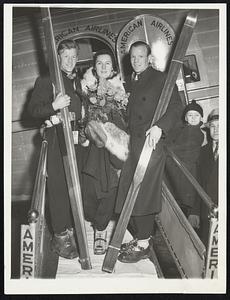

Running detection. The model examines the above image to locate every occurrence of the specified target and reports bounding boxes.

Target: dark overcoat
[28,71,83,160]
[28,71,84,232]
[115,66,183,216]
[197,141,218,247]
[165,123,204,212]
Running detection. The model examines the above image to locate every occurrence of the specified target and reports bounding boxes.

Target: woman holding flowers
[80,50,129,255]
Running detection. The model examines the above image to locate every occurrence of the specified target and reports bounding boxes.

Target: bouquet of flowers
[80,67,130,161]
[81,67,129,123]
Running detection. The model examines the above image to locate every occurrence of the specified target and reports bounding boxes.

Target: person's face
[130,45,150,74]
[95,54,113,79]
[209,120,219,141]
[185,110,202,126]
[59,48,78,74]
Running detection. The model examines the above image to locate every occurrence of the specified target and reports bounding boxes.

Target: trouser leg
[93,188,117,231]
[82,174,99,224]
[118,214,154,263]
[82,174,116,231]
[126,217,138,238]
[130,214,155,240]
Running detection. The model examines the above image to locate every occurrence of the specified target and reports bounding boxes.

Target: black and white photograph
[4,3,226,294]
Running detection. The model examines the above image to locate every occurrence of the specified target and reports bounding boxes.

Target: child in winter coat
[165,100,204,223]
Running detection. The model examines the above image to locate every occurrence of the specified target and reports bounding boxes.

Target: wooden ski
[41,8,91,270]
[102,10,198,273]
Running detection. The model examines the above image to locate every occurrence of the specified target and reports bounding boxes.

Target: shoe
[118,246,150,263]
[120,238,138,252]
[51,228,79,259]
[94,229,107,255]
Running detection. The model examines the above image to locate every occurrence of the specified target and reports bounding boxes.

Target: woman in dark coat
[80,49,129,255]
[28,39,83,259]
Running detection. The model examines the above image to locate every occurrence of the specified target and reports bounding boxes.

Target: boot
[120,238,138,252]
[94,229,107,255]
[51,228,79,259]
[118,245,150,263]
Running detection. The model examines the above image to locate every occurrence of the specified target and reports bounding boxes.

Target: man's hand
[52,92,71,111]
[188,214,200,229]
[146,125,162,149]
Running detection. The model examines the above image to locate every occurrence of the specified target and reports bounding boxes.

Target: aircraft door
[72,37,116,78]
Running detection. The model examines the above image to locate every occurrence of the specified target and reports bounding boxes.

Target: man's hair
[57,39,79,55]
[129,41,151,56]
[93,49,118,73]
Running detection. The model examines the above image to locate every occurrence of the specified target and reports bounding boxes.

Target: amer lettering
[210,270,215,279]
[210,247,218,257]
[151,20,173,45]
[55,26,80,43]
[206,220,218,278]
[24,229,33,240]
[22,265,33,277]
[120,20,143,54]
[21,225,35,278]
[23,240,33,252]
[209,258,218,269]
[55,24,117,45]
[212,235,218,246]
[214,224,218,234]
[23,253,33,264]
[84,25,116,43]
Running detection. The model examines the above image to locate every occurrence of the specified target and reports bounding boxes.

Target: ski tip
[79,258,92,270]
[186,10,198,28]
[102,266,114,273]
[102,247,120,273]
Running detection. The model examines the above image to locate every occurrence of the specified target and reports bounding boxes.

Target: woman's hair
[93,49,118,77]
[57,39,79,55]
[129,41,151,56]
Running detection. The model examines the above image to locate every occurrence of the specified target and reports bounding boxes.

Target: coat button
[142,97,146,101]
[138,115,142,120]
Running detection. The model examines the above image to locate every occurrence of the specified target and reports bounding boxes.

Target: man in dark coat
[115,41,183,263]
[195,108,219,247]
[28,39,83,259]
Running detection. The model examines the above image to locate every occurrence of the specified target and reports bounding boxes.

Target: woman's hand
[52,92,71,111]
[146,125,162,149]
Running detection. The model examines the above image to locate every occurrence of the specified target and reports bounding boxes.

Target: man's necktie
[67,72,77,91]
[67,72,76,80]
[132,72,139,81]
[134,73,139,81]
[213,141,219,161]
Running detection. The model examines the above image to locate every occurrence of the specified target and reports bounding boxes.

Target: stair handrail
[28,132,48,224]
[166,146,218,218]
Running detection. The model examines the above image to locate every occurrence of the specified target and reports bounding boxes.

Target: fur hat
[183,100,203,118]
[205,108,219,126]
